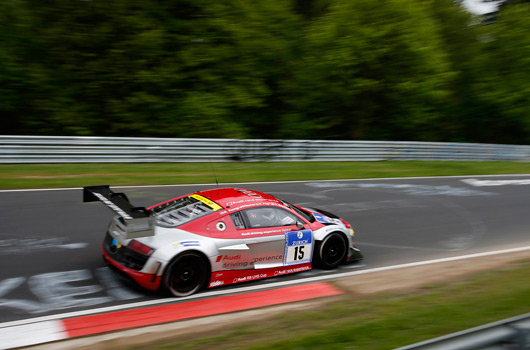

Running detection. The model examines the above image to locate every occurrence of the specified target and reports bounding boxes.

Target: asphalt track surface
[1,175,529,325]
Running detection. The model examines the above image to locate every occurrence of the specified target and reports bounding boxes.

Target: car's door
[234,207,312,269]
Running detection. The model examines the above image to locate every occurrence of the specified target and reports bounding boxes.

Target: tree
[471,2,530,144]
[0,1,47,135]
[430,0,489,142]
[281,0,455,141]
[1,0,303,138]
[2,0,529,144]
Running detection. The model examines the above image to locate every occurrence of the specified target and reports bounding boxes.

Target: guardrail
[394,312,530,350]
[1,135,529,163]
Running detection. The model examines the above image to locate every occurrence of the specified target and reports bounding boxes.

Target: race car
[83,185,362,297]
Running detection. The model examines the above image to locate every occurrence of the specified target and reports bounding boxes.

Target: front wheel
[314,233,347,270]
[164,252,209,297]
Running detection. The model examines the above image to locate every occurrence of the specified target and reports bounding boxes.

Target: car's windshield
[150,196,216,227]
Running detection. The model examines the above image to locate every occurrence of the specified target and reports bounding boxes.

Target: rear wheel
[164,253,208,297]
[314,233,347,269]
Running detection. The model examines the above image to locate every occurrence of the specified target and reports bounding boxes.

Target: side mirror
[296,221,304,230]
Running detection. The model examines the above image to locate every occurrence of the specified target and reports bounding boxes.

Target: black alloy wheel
[164,253,208,297]
[316,232,347,269]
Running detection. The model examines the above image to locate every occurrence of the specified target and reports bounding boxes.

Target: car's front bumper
[347,245,363,262]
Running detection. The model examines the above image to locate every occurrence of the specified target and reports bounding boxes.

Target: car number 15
[283,229,312,266]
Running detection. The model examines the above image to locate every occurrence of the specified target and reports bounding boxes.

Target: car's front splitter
[347,246,363,262]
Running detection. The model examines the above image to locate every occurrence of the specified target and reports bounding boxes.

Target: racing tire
[164,252,209,297]
[314,232,347,270]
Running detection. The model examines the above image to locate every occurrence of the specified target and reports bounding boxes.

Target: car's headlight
[339,218,355,236]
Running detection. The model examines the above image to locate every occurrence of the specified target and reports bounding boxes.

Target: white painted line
[0,320,67,350]
[358,242,450,252]
[2,174,530,193]
[56,243,89,250]
[2,245,529,330]
[461,178,530,187]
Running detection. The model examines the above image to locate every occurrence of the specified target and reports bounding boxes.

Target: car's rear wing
[83,185,155,238]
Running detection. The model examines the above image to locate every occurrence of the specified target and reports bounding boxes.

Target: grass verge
[136,259,530,350]
[1,161,529,189]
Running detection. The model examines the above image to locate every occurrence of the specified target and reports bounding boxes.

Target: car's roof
[195,188,284,211]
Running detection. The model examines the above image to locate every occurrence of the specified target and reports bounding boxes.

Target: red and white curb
[0,283,343,349]
[1,321,67,349]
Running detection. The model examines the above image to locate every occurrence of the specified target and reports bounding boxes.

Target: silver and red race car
[83,185,362,297]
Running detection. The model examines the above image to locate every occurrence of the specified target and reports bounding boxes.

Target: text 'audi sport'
[83,185,363,297]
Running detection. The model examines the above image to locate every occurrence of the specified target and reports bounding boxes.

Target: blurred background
[1,0,529,144]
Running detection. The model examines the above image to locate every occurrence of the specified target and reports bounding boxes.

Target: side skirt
[208,263,312,288]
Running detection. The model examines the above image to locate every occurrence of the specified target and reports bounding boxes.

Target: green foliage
[282,0,454,140]
[473,3,530,143]
[1,0,529,144]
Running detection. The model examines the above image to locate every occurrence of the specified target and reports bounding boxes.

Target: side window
[244,207,299,228]
[230,212,246,229]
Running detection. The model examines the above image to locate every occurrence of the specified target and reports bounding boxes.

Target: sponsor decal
[313,213,345,228]
[324,217,344,228]
[233,273,268,284]
[92,192,133,219]
[236,189,262,198]
[216,254,241,262]
[313,213,330,224]
[216,254,285,269]
[209,280,224,287]
[180,240,200,247]
[189,194,222,211]
[253,255,282,263]
[226,202,285,212]
[206,263,312,289]
[216,254,251,268]
[231,203,260,210]
[241,229,283,236]
[274,265,311,276]
[223,254,241,260]
[330,218,343,226]
[226,198,277,207]
[226,199,260,207]
[224,262,249,268]
[111,239,122,249]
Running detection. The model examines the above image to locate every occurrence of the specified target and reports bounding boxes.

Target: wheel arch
[312,230,349,269]
[313,226,349,243]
